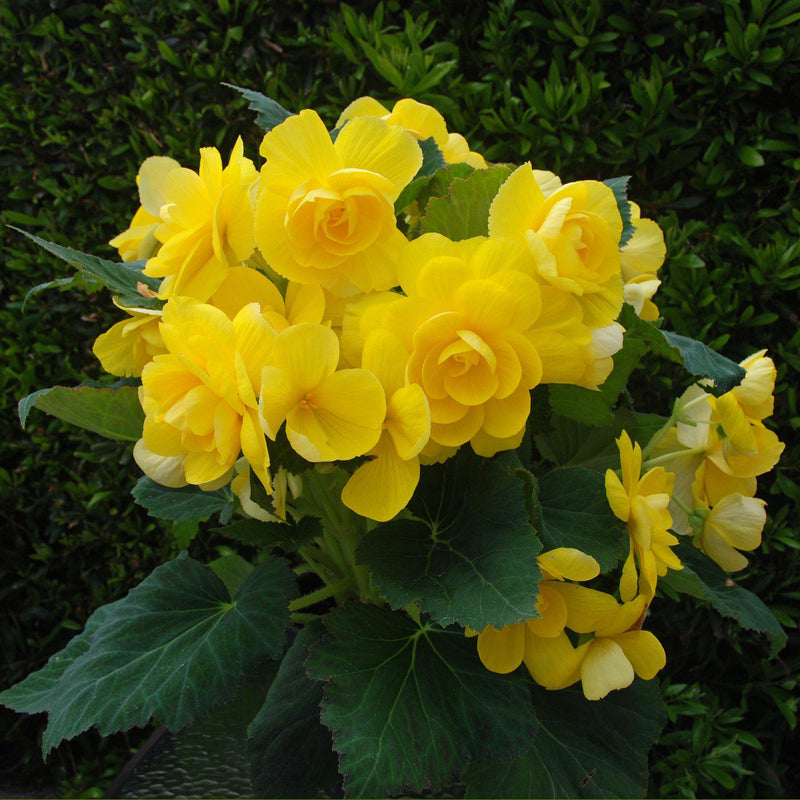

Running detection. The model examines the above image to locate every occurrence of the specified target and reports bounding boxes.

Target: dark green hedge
[1,0,797,796]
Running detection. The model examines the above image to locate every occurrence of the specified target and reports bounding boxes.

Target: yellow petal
[133,438,187,488]
[579,638,635,700]
[341,437,420,522]
[336,96,390,127]
[232,303,278,395]
[211,265,285,321]
[469,425,525,458]
[361,329,409,397]
[240,407,271,492]
[706,494,765,551]
[523,630,582,689]
[138,156,182,217]
[272,323,340,393]
[700,527,750,572]
[538,548,600,582]
[259,365,301,438]
[477,623,526,674]
[480,384,530,439]
[613,630,666,680]
[526,583,567,638]
[386,384,431,461]
[604,470,630,522]
[713,392,757,454]
[334,115,422,200]
[488,163,546,240]
[557,584,620,634]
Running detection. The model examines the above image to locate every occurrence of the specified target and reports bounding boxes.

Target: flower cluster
[89,94,783,704]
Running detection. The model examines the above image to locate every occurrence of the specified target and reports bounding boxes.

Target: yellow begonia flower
[144,138,258,301]
[375,234,545,453]
[110,156,181,262]
[93,303,166,377]
[605,431,680,601]
[472,548,606,678]
[690,464,766,572]
[337,96,487,169]
[571,596,666,701]
[488,163,624,329]
[341,330,430,522]
[259,323,386,463]
[620,202,666,321]
[140,298,274,490]
[255,109,422,296]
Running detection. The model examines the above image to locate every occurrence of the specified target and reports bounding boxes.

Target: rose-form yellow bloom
[337,96,487,169]
[605,431,681,601]
[139,298,274,490]
[341,330,430,521]
[254,110,422,295]
[93,303,166,377]
[489,163,624,328]
[110,156,181,262]
[144,138,258,301]
[259,323,386,462]
[375,234,545,453]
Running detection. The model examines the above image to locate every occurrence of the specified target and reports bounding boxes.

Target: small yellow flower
[258,323,386,463]
[337,96,487,168]
[93,303,166,377]
[254,109,422,295]
[144,139,258,301]
[341,330,430,522]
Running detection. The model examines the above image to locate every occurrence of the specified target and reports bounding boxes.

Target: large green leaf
[662,543,786,655]
[421,165,512,240]
[132,476,233,523]
[1,553,297,754]
[464,679,666,798]
[307,605,537,798]
[12,226,162,308]
[19,383,144,441]
[223,83,293,132]
[248,622,339,799]
[215,515,321,550]
[357,451,542,630]
[537,468,624,573]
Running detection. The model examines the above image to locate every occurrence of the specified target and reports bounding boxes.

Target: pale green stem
[643,446,705,470]
[290,611,321,625]
[288,577,353,612]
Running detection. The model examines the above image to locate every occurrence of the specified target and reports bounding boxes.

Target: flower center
[299,391,319,410]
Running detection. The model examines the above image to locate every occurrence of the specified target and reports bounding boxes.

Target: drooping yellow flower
[110,156,181,262]
[373,234,545,453]
[621,202,665,321]
[605,431,681,601]
[337,96,487,168]
[690,464,767,572]
[258,323,386,462]
[341,330,430,521]
[254,109,422,295]
[488,163,624,328]
[144,139,258,301]
[93,303,166,377]
[139,298,274,490]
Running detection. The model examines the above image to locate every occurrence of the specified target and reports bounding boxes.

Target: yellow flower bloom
[110,156,181,262]
[93,303,166,377]
[337,96,487,168]
[375,234,545,452]
[259,323,386,462]
[144,138,258,301]
[341,330,430,522]
[254,109,422,295]
[605,431,680,601]
[489,163,624,328]
[620,202,665,321]
[139,298,274,490]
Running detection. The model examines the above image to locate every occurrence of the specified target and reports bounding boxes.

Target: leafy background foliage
[0,0,797,796]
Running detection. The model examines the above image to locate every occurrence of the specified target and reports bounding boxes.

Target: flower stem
[288,577,353,612]
[643,446,705,470]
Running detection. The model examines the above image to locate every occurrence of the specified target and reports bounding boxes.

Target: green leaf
[465,679,666,799]
[548,331,648,426]
[603,176,635,247]
[248,622,339,798]
[23,273,104,308]
[393,137,447,211]
[11,227,162,308]
[357,451,542,630]
[736,144,765,167]
[1,553,297,755]
[215,515,321,549]
[537,468,623,573]
[306,605,537,798]
[661,543,786,655]
[209,554,254,596]
[421,165,512,240]
[623,308,745,394]
[19,384,144,440]
[132,477,233,523]
[223,83,293,132]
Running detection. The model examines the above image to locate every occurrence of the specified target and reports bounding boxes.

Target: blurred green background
[1,0,797,796]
